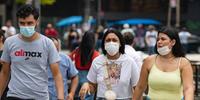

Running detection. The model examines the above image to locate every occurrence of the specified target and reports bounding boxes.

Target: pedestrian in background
[0,29,5,63]
[178,27,191,53]
[133,26,194,100]
[45,23,58,38]
[95,25,104,51]
[70,31,100,100]
[79,28,139,100]
[121,23,135,36]
[145,25,157,55]
[0,4,64,100]
[0,29,7,100]
[135,24,146,50]
[1,20,16,38]
[123,31,142,72]
[48,37,78,100]
[67,30,80,52]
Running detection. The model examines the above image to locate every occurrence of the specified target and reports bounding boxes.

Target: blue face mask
[20,26,35,37]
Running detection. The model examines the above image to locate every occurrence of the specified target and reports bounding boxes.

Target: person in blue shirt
[48,37,79,100]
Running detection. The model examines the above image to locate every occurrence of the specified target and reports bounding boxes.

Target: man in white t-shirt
[123,31,143,72]
[145,25,157,55]
[178,27,191,53]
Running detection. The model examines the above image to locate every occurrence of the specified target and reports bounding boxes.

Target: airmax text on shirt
[14,49,42,58]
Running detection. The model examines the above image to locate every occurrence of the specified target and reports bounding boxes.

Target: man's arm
[68,75,78,100]
[0,62,10,97]
[50,62,64,100]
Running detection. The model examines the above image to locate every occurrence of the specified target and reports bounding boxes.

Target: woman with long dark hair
[79,28,139,100]
[70,31,100,100]
[133,26,194,100]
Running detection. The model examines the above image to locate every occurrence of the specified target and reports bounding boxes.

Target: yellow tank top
[148,57,183,100]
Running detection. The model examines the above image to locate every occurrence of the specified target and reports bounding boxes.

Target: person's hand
[79,83,91,100]
[67,92,74,100]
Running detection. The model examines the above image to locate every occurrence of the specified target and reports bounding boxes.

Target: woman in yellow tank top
[133,26,194,100]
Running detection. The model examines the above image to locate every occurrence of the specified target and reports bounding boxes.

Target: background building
[0,0,200,34]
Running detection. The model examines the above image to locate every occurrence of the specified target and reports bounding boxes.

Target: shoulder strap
[178,57,182,68]
[154,55,158,64]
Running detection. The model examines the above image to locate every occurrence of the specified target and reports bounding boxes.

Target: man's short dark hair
[16,4,39,20]
[123,32,134,45]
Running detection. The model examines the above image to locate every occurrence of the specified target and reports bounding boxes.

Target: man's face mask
[20,26,35,37]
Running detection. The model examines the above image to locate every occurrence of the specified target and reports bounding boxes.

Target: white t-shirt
[125,45,142,72]
[179,31,191,44]
[87,54,139,99]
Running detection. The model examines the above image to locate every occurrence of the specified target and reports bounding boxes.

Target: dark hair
[48,36,59,42]
[16,4,39,20]
[154,26,185,57]
[123,32,134,45]
[67,30,80,51]
[101,28,125,55]
[80,31,96,66]
[0,29,6,43]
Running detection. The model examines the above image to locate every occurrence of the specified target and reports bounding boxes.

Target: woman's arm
[181,58,194,100]
[133,56,153,100]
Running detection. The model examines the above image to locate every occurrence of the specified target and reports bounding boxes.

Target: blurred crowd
[0,4,195,100]
[0,18,193,55]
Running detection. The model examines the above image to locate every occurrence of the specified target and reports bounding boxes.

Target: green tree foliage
[41,0,56,5]
[186,20,200,31]
[16,0,26,4]
[16,0,56,5]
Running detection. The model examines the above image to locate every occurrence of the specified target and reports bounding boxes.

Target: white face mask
[157,46,171,56]
[105,42,120,56]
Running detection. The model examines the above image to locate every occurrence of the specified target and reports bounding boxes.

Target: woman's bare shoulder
[143,54,157,69]
[144,54,157,62]
[179,57,192,69]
